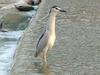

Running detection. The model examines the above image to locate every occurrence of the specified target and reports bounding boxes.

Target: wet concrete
[11,0,100,75]
[0,0,16,4]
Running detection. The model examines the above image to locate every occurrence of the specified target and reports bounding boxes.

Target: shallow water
[0,31,23,75]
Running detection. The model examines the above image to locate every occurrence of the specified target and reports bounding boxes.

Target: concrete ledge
[11,0,100,75]
[0,0,16,4]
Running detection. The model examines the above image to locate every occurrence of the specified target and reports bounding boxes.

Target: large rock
[11,0,100,75]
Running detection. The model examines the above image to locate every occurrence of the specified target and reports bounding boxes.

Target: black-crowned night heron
[15,0,42,11]
[34,5,66,63]
[1,0,41,11]
[26,0,41,5]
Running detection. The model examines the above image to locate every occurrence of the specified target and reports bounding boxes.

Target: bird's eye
[55,8,58,9]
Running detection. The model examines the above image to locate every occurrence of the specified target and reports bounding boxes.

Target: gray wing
[34,30,49,57]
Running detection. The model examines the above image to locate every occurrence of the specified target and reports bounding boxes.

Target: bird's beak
[59,9,66,12]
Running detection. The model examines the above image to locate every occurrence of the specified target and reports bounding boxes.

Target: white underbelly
[49,35,56,49]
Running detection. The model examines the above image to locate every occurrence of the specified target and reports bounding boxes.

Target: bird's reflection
[34,62,55,75]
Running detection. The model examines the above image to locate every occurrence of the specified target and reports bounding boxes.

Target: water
[0,31,23,75]
[0,4,37,75]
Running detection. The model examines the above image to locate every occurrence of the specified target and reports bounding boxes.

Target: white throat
[47,11,57,34]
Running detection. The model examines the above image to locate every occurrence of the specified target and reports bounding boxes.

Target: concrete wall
[0,0,17,4]
[11,0,100,75]
[0,0,17,8]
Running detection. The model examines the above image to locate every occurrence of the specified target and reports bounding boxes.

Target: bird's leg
[43,51,47,63]
[42,50,50,72]
[43,49,48,65]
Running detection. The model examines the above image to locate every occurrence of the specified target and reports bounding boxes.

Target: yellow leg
[43,51,47,63]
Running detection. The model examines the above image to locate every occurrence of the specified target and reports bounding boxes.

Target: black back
[15,5,34,11]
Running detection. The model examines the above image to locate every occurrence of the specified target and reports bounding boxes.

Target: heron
[15,0,42,11]
[34,5,66,63]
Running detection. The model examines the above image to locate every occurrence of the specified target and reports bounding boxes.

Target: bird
[15,0,42,11]
[15,5,34,11]
[34,5,66,63]
[25,0,42,6]
[1,0,42,11]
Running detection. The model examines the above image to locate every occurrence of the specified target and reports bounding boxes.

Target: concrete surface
[0,0,17,4]
[11,0,100,75]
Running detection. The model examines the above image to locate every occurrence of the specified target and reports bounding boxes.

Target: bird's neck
[47,12,57,34]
